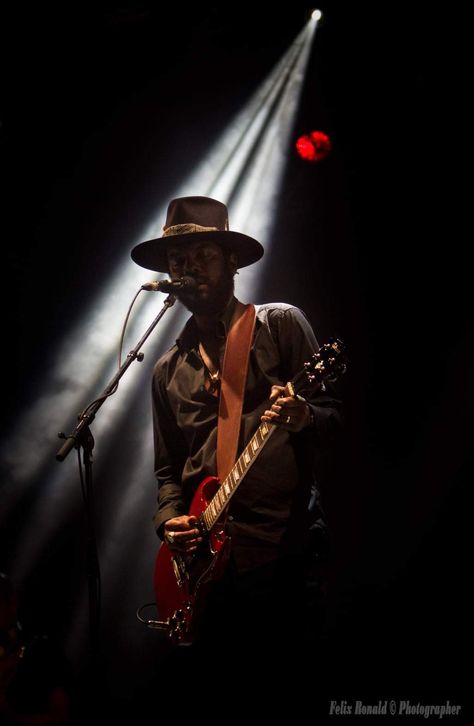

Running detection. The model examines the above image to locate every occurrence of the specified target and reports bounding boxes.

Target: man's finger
[269,385,285,401]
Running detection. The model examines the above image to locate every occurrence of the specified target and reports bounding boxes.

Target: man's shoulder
[255,302,317,347]
[256,301,299,317]
[255,302,308,324]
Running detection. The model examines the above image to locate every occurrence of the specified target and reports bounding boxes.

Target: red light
[296,130,332,162]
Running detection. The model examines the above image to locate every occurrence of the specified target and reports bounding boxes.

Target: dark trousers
[197,556,307,651]
[124,556,327,716]
[164,555,325,687]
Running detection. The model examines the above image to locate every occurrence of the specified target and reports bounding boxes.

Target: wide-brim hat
[131,196,264,272]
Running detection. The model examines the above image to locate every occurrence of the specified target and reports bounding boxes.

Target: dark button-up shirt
[152,297,341,571]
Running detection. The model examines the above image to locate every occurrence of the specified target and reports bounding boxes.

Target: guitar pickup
[172,555,189,585]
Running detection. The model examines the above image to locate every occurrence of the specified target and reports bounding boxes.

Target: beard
[178,270,235,316]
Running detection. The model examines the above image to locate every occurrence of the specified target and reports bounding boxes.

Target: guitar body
[154,475,231,644]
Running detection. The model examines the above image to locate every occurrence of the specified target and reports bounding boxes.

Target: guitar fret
[248,447,253,465]
[243,448,251,466]
[251,437,258,454]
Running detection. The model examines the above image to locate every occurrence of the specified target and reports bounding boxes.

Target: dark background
[0,2,470,716]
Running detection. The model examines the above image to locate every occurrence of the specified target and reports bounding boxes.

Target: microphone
[141,276,196,293]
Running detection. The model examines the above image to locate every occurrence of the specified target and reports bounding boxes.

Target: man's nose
[183,253,201,276]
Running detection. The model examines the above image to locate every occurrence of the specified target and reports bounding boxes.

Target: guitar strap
[216,301,256,482]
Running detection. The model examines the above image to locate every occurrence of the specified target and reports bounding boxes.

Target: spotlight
[311,9,322,22]
[296,130,332,162]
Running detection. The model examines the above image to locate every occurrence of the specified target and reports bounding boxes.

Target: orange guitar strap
[216,302,256,482]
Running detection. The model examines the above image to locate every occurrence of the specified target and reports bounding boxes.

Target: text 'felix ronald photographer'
[329,700,462,718]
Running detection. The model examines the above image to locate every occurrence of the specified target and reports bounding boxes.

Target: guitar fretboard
[202,419,276,531]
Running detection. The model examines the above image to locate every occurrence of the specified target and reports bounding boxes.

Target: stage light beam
[0,15,323,669]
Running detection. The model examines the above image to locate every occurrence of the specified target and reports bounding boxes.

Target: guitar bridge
[168,602,193,641]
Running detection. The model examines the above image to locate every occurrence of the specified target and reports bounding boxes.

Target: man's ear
[229,252,238,275]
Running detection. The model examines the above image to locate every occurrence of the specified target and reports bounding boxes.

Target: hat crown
[131,195,263,272]
[164,197,229,234]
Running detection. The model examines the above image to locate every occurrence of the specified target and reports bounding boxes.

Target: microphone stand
[56,292,177,661]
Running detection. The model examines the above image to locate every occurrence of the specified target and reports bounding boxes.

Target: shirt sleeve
[272,306,343,443]
[151,363,187,538]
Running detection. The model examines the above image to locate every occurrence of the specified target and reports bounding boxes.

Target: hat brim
[131,231,264,273]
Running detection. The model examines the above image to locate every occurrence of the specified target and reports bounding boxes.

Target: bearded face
[167,240,236,316]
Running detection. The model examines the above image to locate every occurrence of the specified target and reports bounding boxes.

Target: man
[131,196,342,660]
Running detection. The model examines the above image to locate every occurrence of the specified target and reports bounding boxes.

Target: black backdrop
[1,3,470,715]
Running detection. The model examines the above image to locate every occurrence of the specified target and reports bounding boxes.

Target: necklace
[198,342,220,393]
[207,369,220,390]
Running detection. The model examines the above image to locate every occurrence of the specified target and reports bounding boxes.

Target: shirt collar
[176,296,239,353]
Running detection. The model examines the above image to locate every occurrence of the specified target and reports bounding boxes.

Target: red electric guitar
[153,338,346,644]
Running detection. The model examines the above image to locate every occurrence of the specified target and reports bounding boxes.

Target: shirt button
[227,515,234,522]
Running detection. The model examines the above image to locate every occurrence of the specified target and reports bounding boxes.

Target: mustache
[183,276,208,286]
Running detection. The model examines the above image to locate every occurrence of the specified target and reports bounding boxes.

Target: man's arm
[152,367,207,553]
[151,367,187,537]
[263,306,342,440]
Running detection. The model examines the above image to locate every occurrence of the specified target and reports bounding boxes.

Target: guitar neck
[200,337,346,534]
[202,419,276,532]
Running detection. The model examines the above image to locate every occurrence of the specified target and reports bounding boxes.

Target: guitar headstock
[304,337,347,385]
